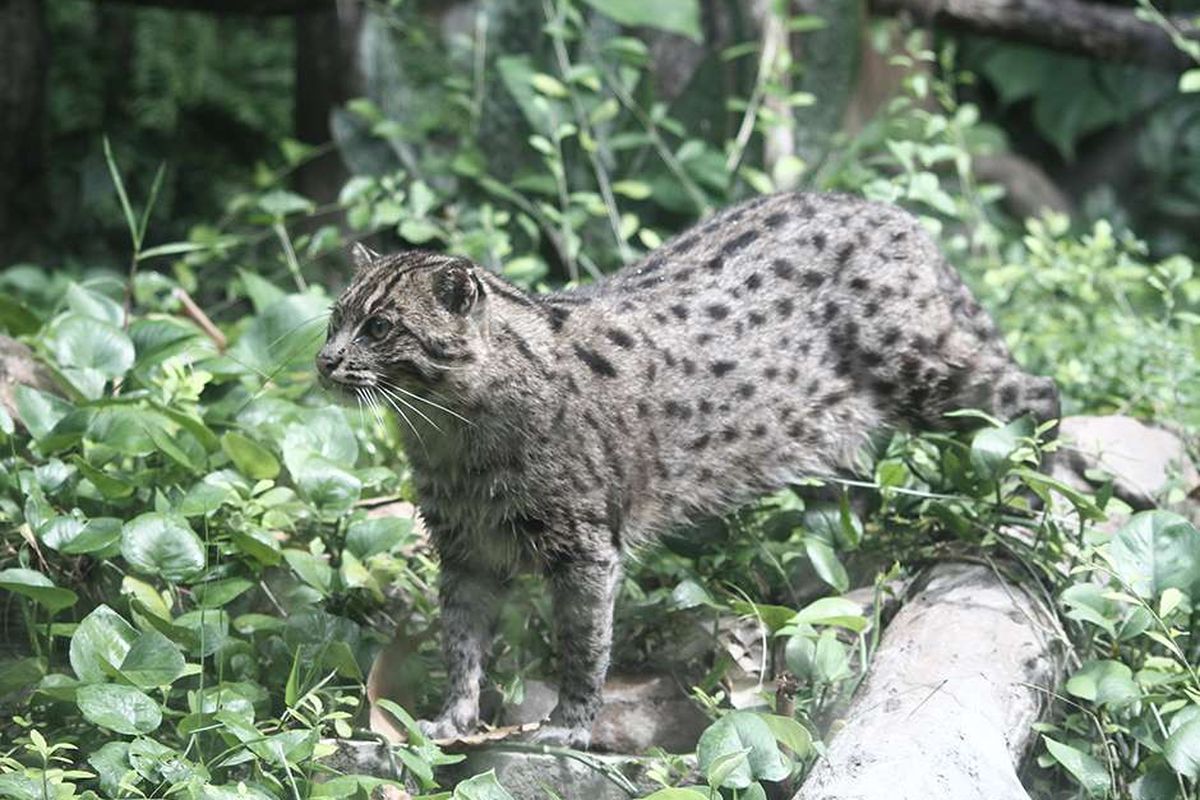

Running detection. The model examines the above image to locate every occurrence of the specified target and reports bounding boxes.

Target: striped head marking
[316,247,488,394]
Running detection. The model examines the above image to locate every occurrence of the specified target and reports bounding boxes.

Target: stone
[0,335,59,427]
[501,674,711,754]
[1053,415,1199,511]
[437,747,688,800]
[794,562,1063,800]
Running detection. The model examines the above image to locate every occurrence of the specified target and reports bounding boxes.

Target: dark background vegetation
[1,1,1199,799]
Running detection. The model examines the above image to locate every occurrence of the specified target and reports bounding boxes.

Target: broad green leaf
[1165,716,1200,779]
[120,630,187,688]
[670,578,718,610]
[284,549,333,596]
[0,569,78,613]
[59,517,122,555]
[121,513,207,583]
[757,713,813,757]
[45,314,135,389]
[637,791,708,800]
[345,516,412,559]
[1180,68,1200,93]
[1066,660,1139,707]
[731,600,797,633]
[193,577,254,608]
[65,282,123,326]
[813,629,851,684]
[791,596,867,631]
[804,538,848,593]
[1109,511,1200,599]
[222,431,280,480]
[580,0,701,41]
[696,711,790,789]
[452,770,516,800]
[70,604,139,682]
[970,422,1021,482]
[1044,737,1110,797]
[13,385,72,441]
[0,656,46,700]
[87,741,133,797]
[784,633,816,679]
[258,189,315,217]
[77,683,162,734]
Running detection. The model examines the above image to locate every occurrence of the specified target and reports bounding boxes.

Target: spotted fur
[317,192,1060,748]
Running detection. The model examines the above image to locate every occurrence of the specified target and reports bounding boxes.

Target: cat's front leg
[530,554,622,749]
[418,559,508,740]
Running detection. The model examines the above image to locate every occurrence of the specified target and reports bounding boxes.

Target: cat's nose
[316,350,342,377]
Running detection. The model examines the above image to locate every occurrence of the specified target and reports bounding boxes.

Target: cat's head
[316,245,489,398]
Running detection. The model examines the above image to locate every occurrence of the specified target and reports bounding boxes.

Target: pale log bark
[795,562,1064,800]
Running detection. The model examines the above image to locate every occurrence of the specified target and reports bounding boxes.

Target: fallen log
[869,0,1199,72]
[795,561,1064,800]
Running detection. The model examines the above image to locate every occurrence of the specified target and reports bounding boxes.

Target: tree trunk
[0,0,49,262]
[294,2,363,207]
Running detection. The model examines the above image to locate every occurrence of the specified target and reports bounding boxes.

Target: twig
[173,288,228,351]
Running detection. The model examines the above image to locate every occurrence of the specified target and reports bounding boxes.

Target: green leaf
[756,713,812,757]
[791,596,867,631]
[970,422,1021,482]
[452,770,516,800]
[70,605,139,682]
[0,656,46,700]
[637,790,708,800]
[1043,737,1110,797]
[258,189,315,218]
[579,0,702,41]
[804,538,848,593]
[121,513,207,583]
[65,282,123,326]
[345,516,413,559]
[1180,69,1200,93]
[784,633,816,679]
[222,432,280,480]
[77,683,162,735]
[813,629,851,684]
[13,385,72,441]
[696,711,790,789]
[1165,716,1200,780]
[283,549,332,596]
[1065,660,1139,707]
[193,577,254,608]
[119,630,187,688]
[45,314,136,394]
[87,741,132,797]
[0,569,78,614]
[1109,511,1200,599]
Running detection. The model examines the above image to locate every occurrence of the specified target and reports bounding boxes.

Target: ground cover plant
[1,1,1199,798]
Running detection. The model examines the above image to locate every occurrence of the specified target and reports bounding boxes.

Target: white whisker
[371,386,423,446]
[378,378,473,426]
[376,384,443,433]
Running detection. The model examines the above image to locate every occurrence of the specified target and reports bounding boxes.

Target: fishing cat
[316,192,1059,748]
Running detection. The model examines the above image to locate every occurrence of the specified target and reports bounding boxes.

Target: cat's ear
[350,242,381,270]
[433,260,485,315]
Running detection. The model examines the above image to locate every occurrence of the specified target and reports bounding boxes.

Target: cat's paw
[417,715,471,741]
[527,723,591,750]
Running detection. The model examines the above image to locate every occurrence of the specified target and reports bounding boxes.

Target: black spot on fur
[653,312,668,325]
[835,242,855,270]
[722,230,759,256]
[706,304,731,320]
[674,234,699,253]
[704,256,724,272]
[636,400,649,418]
[663,400,692,420]
[699,399,714,414]
[823,300,839,323]
[748,311,766,327]
[812,232,827,252]
[737,383,755,399]
[764,366,779,379]
[642,256,665,273]
[606,328,635,349]
[673,268,694,283]
[682,358,697,376]
[670,304,689,321]
[721,427,740,442]
[776,297,795,318]
[752,423,768,438]
[711,361,737,377]
[763,211,788,229]
[691,434,711,450]
[999,383,1019,406]
[573,343,617,377]
[864,301,879,317]
[548,306,570,331]
[787,367,799,383]
[849,276,870,292]
[772,259,796,280]
[801,270,825,289]
[745,273,763,291]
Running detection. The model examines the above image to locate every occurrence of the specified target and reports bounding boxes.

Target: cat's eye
[362,316,391,340]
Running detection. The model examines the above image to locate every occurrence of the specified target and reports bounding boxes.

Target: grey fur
[316,192,1059,749]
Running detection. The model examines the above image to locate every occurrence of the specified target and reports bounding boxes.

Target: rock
[1053,415,1199,511]
[501,674,711,754]
[0,336,59,427]
[438,747,687,800]
[795,562,1063,800]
